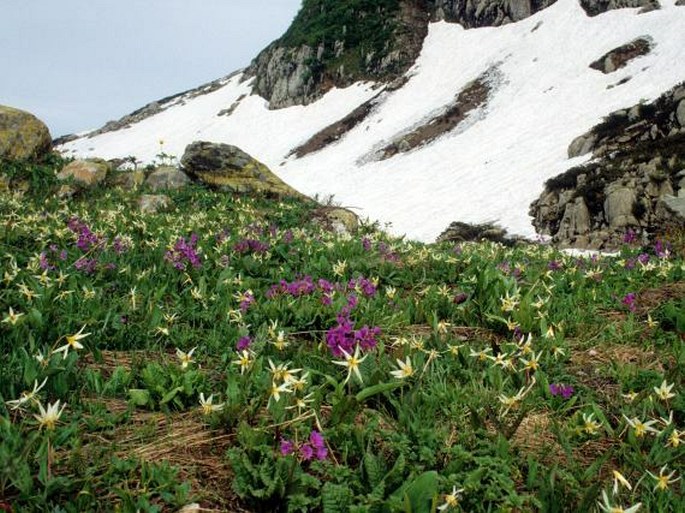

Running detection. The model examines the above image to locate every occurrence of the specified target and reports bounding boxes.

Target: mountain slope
[59,0,685,242]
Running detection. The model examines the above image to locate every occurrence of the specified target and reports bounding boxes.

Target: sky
[0,0,302,137]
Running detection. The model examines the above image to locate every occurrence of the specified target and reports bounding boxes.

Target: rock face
[530,82,685,249]
[589,37,653,74]
[180,141,305,198]
[248,0,556,109]
[0,105,52,161]
[248,0,429,109]
[579,0,653,17]
[57,159,110,187]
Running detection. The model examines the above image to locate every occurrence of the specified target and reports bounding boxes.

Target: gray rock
[109,170,145,190]
[677,0,685,6]
[57,159,110,187]
[0,105,52,161]
[557,197,591,240]
[311,207,359,236]
[580,0,652,17]
[660,195,685,219]
[144,166,191,191]
[604,182,638,228]
[676,100,685,127]
[568,133,597,158]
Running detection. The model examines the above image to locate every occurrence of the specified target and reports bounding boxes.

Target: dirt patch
[634,281,685,315]
[377,70,495,160]
[290,94,381,158]
[590,37,653,74]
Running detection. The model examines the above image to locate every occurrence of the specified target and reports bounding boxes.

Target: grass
[0,157,683,512]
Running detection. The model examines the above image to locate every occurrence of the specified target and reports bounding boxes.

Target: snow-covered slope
[59,0,685,242]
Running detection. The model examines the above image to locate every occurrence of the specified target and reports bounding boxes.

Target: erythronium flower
[582,413,602,435]
[6,378,48,410]
[612,470,632,495]
[52,325,90,359]
[232,350,254,375]
[666,428,682,448]
[390,356,414,379]
[437,486,464,511]
[623,415,660,438]
[34,400,66,431]
[176,346,197,369]
[647,466,680,492]
[1,306,24,325]
[597,490,641,513]
[332,345,368,385]
[653,380,675,401]
[269,382,292,404]
[198,393,225,416]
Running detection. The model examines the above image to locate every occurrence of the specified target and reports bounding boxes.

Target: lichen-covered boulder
[109,170,145,190]
[57,159,110,187]
[180,141,306,198]
[311,207,359,236]
[0,105,52,161]
[144,166,191,191]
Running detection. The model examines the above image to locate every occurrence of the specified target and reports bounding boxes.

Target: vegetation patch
[0,157,683,511]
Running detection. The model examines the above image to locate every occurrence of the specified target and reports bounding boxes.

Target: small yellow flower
[332,345,368,384]
[612,470,632,495]
[653,380,675,401]
[647,465,680,492]
[437,485,464,511]
[232,349,254,375]
[198,393,224,416]
[53,325,90,359]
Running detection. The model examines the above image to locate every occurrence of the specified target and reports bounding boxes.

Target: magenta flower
[280,439,295,456]
[236,336,252,351]
[621,293,637,312]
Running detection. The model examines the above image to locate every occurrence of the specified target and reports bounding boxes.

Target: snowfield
[59,0,685,242]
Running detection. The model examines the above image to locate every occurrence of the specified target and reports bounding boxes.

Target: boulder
[144,166,191,191]
[568,133,597,158]
[57,159,110,187]
[311,207,359,236]
[138,194,172,214]
[676,100,685,127]
[436,221,519,246]
[180,141,305,198]
[109,170,145,190]
[0,105,52,161]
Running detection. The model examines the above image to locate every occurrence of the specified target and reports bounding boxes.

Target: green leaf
[160,386,184,405]
[128,389,150,406]
[355,381,404,402]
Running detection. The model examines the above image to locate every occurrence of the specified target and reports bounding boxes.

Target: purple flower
[621,293,637,312]
[623,229,637,244]
[549,383,574,400]
[236,336,252,351]
[299,443,314,461]
[280,439,295,456]
[362,237,372,251]
[547,260,562,271]
[165,233,202,271]
[453,292,468,305]
[309,430,325,449]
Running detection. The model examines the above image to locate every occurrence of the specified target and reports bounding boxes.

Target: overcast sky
[0,0,301,137]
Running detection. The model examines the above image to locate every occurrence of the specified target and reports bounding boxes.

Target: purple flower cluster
[325,294,381,356]
[68,217,102,253]
[266,276,336,305]
[549,383,574,399]
[40,245,68,271]
[74,257,98,274]
[280,430,327,461]
[347,277,377,297]
[164,234,202,271]
[233,238,270,255]
[112,237,130,255]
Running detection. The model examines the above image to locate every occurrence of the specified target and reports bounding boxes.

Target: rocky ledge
[530,83,685,250]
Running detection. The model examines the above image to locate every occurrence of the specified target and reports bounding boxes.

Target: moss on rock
[0,105,52,161]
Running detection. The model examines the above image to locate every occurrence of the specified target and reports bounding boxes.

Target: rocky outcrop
[144,166,191,191]
[57,159,110,187]
[589,37,653,74]
[432,0,557,26]
[247,0,429,109]
[138,194,172,214]
[0,105,52,161]
[247,0,557,109]
[579,0,653,17]
[530,83,685,249]
[436,221,522,246]
[180,141,306,198]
